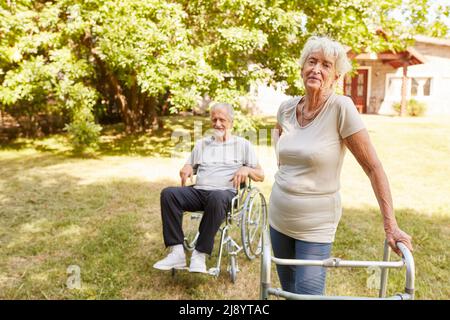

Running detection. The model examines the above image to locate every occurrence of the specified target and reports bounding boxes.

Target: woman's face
[301,50,338,92]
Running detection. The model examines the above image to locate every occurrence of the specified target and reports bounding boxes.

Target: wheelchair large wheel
[241,190,266,260]
[183,211,202,251]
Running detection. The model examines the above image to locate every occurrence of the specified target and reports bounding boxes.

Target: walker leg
[379,239,391,298]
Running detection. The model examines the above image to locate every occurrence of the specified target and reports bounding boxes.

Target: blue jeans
[270,226,332,295]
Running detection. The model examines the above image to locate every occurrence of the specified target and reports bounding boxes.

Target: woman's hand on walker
[385,226,413,256]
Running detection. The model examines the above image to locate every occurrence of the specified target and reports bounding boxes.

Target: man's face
[210,107,232,137]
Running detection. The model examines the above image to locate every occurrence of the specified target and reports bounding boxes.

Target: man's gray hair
[299,36,352,77]
[210,102,234,122]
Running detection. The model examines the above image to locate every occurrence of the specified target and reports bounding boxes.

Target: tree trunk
[400,63,408,117]
[160,90,171,116]
[88,44,132,132]
[141,93,150,130]
[129,73,139,132]
[148,96,158,130]
[85,34,157,133]
[83,31,157,133]
[109,72,132,132]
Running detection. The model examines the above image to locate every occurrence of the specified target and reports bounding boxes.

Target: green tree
[0,0,98,140]
[0,0,435,140]
[421,3,450,38]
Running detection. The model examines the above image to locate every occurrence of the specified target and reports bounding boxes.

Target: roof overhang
[414,35,450,47]
[347,47,426,68]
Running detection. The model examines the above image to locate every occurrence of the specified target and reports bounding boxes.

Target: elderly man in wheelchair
[154,102,265,275]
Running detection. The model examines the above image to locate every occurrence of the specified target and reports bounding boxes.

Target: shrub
[392,99,427,116]
[64,107,102,153]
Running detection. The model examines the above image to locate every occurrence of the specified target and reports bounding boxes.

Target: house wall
[379,42,450,115]
[354,60,397,114]
[250,40,450,116]
[252,82,290,116]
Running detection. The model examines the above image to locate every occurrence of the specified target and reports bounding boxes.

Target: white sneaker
[153,245,186,270]
[189,250,207,273]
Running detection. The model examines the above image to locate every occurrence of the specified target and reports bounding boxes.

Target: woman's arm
[274,123,283,167]
[344,129,413,256]
[274,122,282,145]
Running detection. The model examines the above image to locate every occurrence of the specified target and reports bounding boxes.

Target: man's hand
[231,167,250,190]
[180,164,193,186]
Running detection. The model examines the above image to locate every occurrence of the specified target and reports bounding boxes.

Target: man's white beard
[213,129,226,138]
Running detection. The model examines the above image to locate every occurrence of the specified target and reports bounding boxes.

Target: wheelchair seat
[181,178,267,283]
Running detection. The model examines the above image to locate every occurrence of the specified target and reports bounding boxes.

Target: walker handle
[396,241,415,298]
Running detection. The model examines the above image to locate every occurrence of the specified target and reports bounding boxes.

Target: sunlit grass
[0,114,449,299]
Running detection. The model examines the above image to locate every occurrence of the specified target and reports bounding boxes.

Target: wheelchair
[181,178,267,283]
[260,225,415,300]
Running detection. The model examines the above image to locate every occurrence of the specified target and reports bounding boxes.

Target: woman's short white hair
[210,102,234,122]
[299,36,352,77]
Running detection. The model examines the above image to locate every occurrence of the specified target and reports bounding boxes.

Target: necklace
[299,93,331,126]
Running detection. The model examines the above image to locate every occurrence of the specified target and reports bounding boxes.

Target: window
[387,76,432,97]
[357,73,365,96]
[344,75,351,96]
[411,78,431,96]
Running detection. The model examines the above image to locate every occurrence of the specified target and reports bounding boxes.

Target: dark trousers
[160,186,235,255]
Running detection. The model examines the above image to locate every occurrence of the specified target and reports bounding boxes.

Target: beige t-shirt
[269,93,365,242]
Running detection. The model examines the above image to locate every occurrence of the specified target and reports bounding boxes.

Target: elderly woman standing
[269,36,413,295]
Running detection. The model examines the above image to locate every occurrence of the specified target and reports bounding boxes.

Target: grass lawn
[0,115,449,299]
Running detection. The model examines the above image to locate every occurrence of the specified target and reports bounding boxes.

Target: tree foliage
[0,0,438,143]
